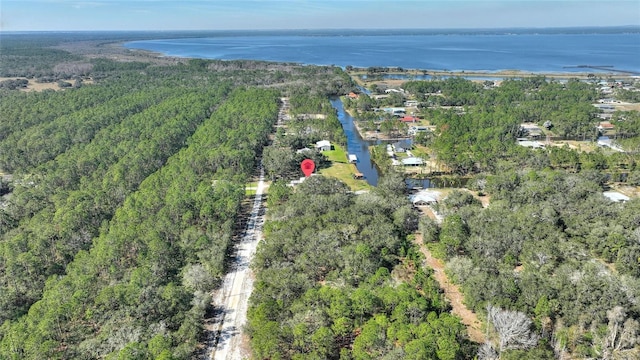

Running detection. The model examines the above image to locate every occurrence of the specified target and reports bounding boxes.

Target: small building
[385,88,404,94]
[372,94,390,100]
[408,126,429,136]
[594,104,615,112]
[353,172,364,180]
[597,121,615,131]
[520,123,543,139]
[400,115,419,123]
[348,154,358,163]
[392,140,413,153]
[315,140,332,151]
[348,92,359,99]
[603,191,630,203]
[382,107,406,114]
[516,139,545,149]
[404,100,419,107]
[296,147,313,154]
[402,157,424,166]
[597,137,625,152]
[409,190,440,206]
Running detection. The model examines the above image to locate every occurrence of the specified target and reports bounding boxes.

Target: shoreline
[113,42,639,81]
[349,68,639,80]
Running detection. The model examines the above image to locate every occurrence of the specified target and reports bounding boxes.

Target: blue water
[330,98,380,186]
[125,28,640,73]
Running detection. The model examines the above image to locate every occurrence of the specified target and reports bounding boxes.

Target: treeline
[248,175,475,359]
[0,88,176,172]
[0,88,281,359]
[0,84,131,142]
[420,170,640,358]
[0,89,225,323]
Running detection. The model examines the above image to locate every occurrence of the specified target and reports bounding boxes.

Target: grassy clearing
[409,145,430,159]
[323,144,348,163]
[320,163,372,192]
[320,143,373,191]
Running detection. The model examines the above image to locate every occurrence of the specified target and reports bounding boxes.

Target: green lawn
[323,144,348,163]
[410,146,430,159]
[319,163,372,192]
[320,144,372,191]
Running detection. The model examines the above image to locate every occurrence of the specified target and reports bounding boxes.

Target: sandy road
[208,167,266,360]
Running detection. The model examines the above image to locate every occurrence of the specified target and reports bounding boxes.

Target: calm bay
[124,27,640,73]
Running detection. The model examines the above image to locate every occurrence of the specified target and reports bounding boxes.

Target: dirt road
[207,167,266,360]
[413,233,485,343]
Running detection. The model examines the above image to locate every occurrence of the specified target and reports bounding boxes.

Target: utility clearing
[414,233,485,343]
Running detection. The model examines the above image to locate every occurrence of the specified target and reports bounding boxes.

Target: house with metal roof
[401,157,424,166]
[315,140,332,151]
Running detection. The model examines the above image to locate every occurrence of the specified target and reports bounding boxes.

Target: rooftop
[603,191,630,203]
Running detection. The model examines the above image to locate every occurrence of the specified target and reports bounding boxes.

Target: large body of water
[125,28,639,187]
[125,27,640,73]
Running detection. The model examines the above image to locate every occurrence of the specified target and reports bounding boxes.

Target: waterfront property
[315,140,332,151]
[401,157,424,166]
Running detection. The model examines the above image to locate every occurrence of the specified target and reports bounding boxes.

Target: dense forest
[248,175,473,359]
[0,34,354,358]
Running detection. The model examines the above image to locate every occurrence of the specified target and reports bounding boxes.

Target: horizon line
[2,25,640,33]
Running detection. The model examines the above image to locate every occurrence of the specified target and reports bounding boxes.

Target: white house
[409,194,438,206]
[402,157,424,166]
[315,140,332,151]
[409,190,440,206]
[296,147,313,154]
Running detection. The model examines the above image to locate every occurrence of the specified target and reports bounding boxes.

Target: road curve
[208,167,266,360]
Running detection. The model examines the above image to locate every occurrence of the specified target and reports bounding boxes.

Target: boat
[348,154,358,163]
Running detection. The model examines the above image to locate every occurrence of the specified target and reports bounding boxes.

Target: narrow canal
[329,97,380,186]
[330,97,446,189]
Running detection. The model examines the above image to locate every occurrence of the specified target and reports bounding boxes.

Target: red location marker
[300,159,315,177]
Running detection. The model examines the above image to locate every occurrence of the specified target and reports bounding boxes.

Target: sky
[1,0,639,32]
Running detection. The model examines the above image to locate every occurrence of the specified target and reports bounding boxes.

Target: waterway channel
[330,97,449,189]
[330,97,380,186]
